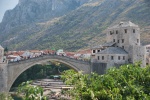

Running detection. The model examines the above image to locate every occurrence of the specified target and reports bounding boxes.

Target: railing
[8,54,91,65]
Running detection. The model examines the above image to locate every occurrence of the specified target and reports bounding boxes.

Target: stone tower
[0,45,4,62]
[106,21,146,66]
[107,21,140,50]
[91,21,146,72]
[0,45,8,92]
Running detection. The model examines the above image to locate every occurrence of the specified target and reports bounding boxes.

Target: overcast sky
[0,0,19,22]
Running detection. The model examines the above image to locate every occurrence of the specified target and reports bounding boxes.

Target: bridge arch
[7,55,91,92]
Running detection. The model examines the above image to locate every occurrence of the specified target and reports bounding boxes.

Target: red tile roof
[76,49,92,54]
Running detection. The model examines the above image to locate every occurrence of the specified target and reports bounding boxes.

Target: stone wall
[132,45,146,67]
[0,62,8,92]
[91,62,107,74]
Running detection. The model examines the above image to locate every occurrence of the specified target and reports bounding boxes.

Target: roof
[108,21,139,29]
[101,42,116,47]
[43,50,55,53]
[97,47,128,54]
[7,56,17,59]
[16,51,25,55]
[0,45,4,49]
[76,49,91,54]
[145,44,150,47]
[29,50,42,53]
[92,45,103,49]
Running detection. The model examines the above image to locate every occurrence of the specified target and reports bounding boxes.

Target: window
[113,39,115,42]
[111,56,114,60]
[137,39,139,43]
[118,40,119,43]
[133,29,135,33]
[97,56,99,60]
[124,29,127,33]
[123,56,125,60]
[116,30,118,34]
[122,39,124,43]
[98,50,100,52]
[93,50,95,53]
[110,31,113,35]
[118,56,120,60]
[102,56,104,60]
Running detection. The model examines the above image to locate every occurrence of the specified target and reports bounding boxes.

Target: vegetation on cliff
[0,0,150,50]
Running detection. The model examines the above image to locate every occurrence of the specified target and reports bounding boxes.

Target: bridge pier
[0,62,8,92]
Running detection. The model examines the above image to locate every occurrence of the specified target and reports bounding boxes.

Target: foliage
[0,93,13,100]
[17,81,47,100]
[61,64,150,100]
[2,0,150,51]
[4,47,8,53]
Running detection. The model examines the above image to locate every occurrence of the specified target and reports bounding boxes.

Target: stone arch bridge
[0,55,91,92]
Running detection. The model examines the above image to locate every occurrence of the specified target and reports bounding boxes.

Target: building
[0,45,4,62]
[74,49,92,60]
[56,49,66,56]
[145,44,150,65]
[92,21,146,68]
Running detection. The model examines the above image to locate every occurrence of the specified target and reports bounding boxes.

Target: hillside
[0,0,150,51]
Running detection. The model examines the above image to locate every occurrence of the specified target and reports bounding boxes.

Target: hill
[0,0,150,51]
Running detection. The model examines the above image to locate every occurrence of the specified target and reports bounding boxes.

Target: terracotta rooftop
[29,50,42,53]
[77,49,91,54]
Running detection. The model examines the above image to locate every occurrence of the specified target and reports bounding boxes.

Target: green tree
[0,93,13,100]
[61,63,150,100]
[17,81,47,100]
[4,47,8,53]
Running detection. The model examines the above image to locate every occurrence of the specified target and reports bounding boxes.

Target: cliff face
[0,0,150,51]
[0,0,87,30]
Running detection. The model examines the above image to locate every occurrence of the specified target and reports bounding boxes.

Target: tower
[107,21,140,51]
[0,45,8,92]
[0,45,4,63]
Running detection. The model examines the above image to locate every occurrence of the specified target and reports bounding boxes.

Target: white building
[92,21,146,68]
[56,49,66,56]
[29,50,43,57]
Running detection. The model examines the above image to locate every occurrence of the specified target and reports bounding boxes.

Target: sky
[0,0,19,22]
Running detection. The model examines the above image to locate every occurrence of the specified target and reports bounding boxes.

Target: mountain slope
[0,0,150,51]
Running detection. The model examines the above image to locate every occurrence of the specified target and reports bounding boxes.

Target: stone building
[91,21,146,69]
[0,45,4,62]
[0,45,8,92]
[145,44,150,65]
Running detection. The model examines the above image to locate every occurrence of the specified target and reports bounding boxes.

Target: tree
[4,47,8,53]
[61,63,150,100]
[17,81,47,100]
[0,93,13,100]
